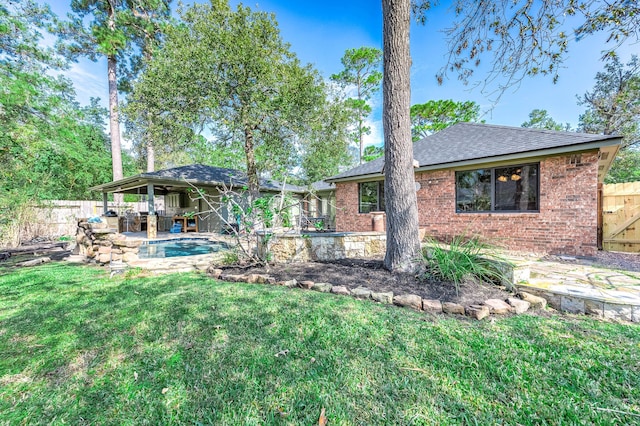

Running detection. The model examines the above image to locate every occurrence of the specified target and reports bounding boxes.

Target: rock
[207,267,223,279]
[246,274,269,284]
[371,292,393,304]
[465,304,490,320]
[484,299,513,314]
[298,280,314,289]
[518,291,548,309]
[222,274,246,283]
[422,299,443,313]
[351,286,372,299]
[97,253,111,264]
[331,285,351,295]
[507,297,531,314]
[442,302,465,315]
[393,294,422,311]
[277,279,297,288]
[17,257,52,267]
[98,246,111,254]
[266,277,276,285]
[311,282,333,293]
[122,252,138,263]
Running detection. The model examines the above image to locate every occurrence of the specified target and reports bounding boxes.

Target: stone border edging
[516,284,640,323]
[207,267,549,320]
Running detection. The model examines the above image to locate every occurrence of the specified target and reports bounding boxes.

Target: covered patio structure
[89,164,306,239]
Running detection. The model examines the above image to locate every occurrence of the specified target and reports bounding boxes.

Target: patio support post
[102,192,108,215]
[147,183,157,239]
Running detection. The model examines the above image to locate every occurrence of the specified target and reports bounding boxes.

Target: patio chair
[169,222,182,233]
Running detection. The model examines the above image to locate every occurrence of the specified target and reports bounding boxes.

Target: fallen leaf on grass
[275,350,289,357]
[134,371,138,381]
[318,407,327,426]
[162,387,169,394]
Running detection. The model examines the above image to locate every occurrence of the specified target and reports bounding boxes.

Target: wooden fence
[602,181,640,253]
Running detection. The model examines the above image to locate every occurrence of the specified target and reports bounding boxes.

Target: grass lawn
[1,263,639,425]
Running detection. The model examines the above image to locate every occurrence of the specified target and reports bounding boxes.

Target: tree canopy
[521,109,572,131]
[130,1,349,193]
[410,99,482,141]
[331,47,383,164]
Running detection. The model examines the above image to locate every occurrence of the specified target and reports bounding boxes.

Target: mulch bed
[221,258,513,306]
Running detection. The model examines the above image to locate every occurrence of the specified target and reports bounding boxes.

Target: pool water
[138,239,229,259]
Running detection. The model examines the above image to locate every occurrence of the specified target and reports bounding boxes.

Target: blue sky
[48,0,638,147]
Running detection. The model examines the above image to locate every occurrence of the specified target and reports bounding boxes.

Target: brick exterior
[335,151,600,257]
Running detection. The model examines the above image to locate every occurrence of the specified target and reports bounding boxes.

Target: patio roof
[90,164,307,195]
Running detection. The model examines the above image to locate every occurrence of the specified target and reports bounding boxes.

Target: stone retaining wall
[263,232,386,263]
[76,221,141,264]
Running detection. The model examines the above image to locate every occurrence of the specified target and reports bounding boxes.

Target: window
[456,163,539,212]
[359,181,385,213]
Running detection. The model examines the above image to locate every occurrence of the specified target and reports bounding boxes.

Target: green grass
[1,263,639,425]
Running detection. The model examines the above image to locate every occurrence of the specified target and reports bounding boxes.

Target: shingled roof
[90,164,306,194]
[327,122,621,182]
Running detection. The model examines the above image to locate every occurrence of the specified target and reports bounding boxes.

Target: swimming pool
[138,239,230,259]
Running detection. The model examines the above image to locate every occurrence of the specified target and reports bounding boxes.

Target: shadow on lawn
[1,263,639,424]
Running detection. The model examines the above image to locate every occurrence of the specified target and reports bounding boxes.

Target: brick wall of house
[335,181,385,232]
[335,151,600,256]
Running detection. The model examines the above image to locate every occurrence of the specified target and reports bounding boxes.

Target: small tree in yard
[186,183,300,267]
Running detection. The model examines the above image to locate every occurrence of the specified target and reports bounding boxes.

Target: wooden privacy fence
[602,181,640,253]
[33,200,151,237]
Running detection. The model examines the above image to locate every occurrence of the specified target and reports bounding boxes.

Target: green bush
[423,235,511,294]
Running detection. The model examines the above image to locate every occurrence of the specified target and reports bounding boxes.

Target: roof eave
[326,138,623,183]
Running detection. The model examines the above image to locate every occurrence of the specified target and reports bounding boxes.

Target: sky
[47,0,638,148]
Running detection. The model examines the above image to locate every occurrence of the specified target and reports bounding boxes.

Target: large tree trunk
[244,126,260,199]
[108,54,124,204]
[146,139,155,172]
[382,0,421,272]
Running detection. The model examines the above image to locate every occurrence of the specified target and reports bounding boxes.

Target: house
[325,123,622,257]
[90,164,306,238]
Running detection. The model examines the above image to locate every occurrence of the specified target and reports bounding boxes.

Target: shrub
[422,235,511,294]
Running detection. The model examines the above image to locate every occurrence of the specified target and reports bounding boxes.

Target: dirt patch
[222,258,512,306]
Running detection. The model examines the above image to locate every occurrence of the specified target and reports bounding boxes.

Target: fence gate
[602,182,640,253]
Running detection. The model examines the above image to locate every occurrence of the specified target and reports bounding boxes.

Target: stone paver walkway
[509,256,640,322]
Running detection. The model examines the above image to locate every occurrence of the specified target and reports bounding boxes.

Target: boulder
[311,282,333,293]
[507,297,531,314]
[207,267,223,279]
[484,299,513,314]
[298,280,314,289]
[122,252,138,263]
[422,299,443,313]
[518,291,547,309]
[351,287,372,299]
[246,274,269,284]
[442,302,465,315]
[17,257,51,267]
[331,285,351,296]
[465,304,490,320]
[371,292,393,304]
[277,279,297,288]
[393,294,422,311]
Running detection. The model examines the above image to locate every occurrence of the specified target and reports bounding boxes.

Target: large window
[359,181,385,213]
[456,163,539,212]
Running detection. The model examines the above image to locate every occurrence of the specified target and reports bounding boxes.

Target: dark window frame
[455,163,540,213]
[358,181,385,213]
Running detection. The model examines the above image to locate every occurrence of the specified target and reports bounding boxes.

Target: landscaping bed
[221,258,512,307]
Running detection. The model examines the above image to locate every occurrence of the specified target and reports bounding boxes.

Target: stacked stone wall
[265,232,386,263]
[76,221,141,264]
